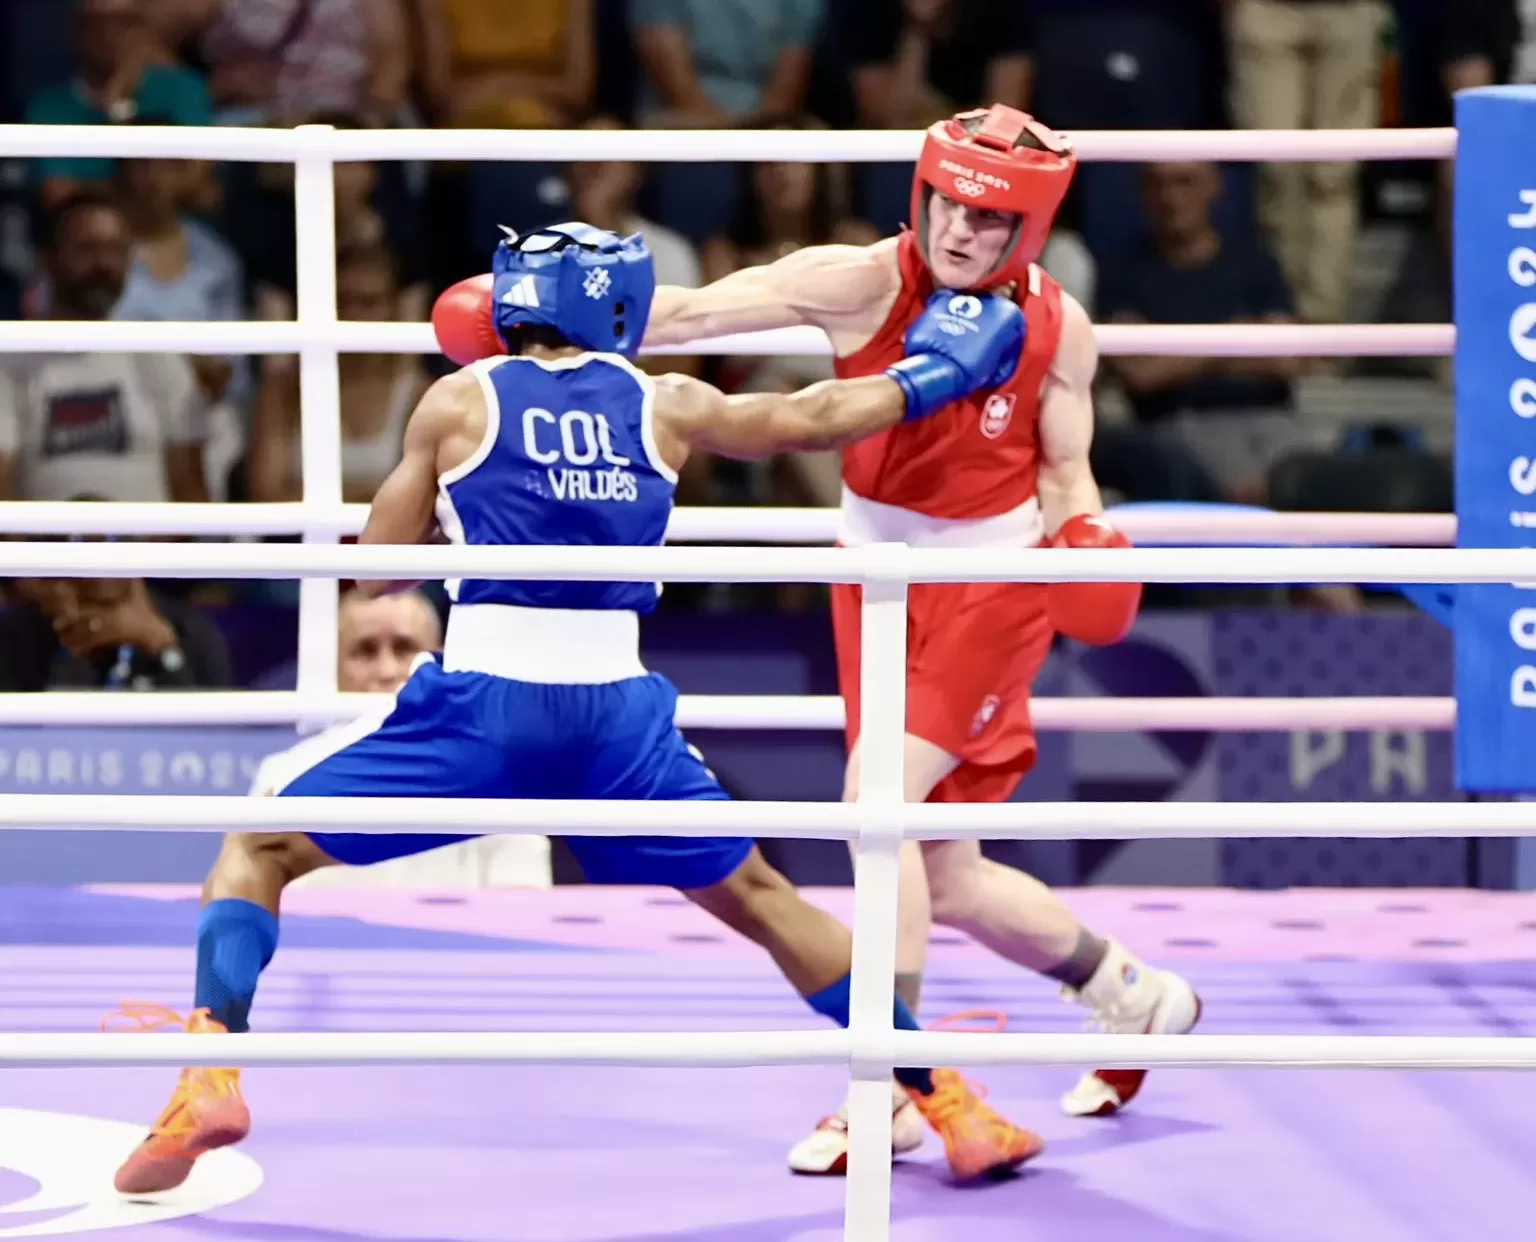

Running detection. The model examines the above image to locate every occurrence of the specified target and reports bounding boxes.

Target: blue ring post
[1453,89,1536,803]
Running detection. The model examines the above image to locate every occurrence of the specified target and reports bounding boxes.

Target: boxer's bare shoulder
[647,238,902,351]
[400,367,492,479]
[1048,291,1099,391]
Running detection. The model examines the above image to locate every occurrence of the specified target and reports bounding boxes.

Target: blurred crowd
[0,0,1520,641]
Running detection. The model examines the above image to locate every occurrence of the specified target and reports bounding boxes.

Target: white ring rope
[0,1030,1524,1071]
[0,122,1458,165]
[0,320,1454,358]
[0,691,1456,732]
[0,501,1460,545]
[0,794,1522,838]
[0,540,1523,584]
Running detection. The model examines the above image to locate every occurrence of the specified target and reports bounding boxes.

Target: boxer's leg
[918,767,1201,1119]
[189,833,335,1037]
[839,733,959,1013]
[114,665,496,1196]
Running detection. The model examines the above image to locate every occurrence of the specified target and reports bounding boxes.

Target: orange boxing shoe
[105,1005,250,1195]
[905,1068,1045,1182]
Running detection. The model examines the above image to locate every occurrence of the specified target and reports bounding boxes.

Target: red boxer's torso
[834,231,1065,523]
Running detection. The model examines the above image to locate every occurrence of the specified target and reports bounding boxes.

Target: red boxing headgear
[911,105,1076,292]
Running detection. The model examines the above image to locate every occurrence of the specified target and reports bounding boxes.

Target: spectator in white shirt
[0,190,207,503]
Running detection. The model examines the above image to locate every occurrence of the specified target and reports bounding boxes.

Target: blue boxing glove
[884,291,1026,422]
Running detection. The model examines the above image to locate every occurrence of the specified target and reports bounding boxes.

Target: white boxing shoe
[1059,938,1203,1117]
[787,1080,926,1175]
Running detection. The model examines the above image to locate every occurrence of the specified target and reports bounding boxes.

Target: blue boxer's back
[439,352,675,613]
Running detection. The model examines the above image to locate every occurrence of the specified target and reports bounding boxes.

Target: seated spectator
[1031,0,1222,131]
[25,0,211,207]
[1030,1,1226,271]
[1099,162,1305,507]
[563,115,702,382]
[246,241,430,504]
[1226,0,1386,324]
[112,148,247,496]
[113,150,245,383]
[420,0,591,129]
[416,0,595,264]
[153,0,411,125]
[703,124,876,282]
[836,0,1030,233]
[222,111,428,323]
[691,127,873,610]
[632,0,822,244]
[0,190,208,503]
[703,121,876,439]
[1397,0,1519,300]
[0,539,232,691]
[565,116,700,290]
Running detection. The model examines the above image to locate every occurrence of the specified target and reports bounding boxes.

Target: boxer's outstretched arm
[645,244,894,346]
[1036,293,1105,534]
[355,371,478,597]
[654,372,908,460]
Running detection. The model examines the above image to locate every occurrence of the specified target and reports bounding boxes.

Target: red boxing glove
[431,273,504,367]
[1046,514,1141,646]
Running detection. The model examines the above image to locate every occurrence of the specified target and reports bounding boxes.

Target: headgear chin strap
[910,105,1076,292]
[491,222,657,358]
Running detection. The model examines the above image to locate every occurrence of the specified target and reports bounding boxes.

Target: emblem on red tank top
[969,694,1002,738]
[979,393,1015,439]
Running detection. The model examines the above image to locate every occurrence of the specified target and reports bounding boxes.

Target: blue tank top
[437,353,676,612]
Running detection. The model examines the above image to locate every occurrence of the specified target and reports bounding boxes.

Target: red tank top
[835,231,1064,521]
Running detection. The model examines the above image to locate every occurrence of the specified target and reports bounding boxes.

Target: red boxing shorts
[830,578,1053,804]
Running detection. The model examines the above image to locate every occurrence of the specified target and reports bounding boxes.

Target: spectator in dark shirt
[631,0,822,244]
[220,111,426,323]
[1428,0,1520,276]
[839,0,1030,234]
[25,0,211,207]
[1100,161,1306,506]
[0,551,232,691]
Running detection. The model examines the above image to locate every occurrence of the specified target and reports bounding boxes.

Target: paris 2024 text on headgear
[910,105,1077,293]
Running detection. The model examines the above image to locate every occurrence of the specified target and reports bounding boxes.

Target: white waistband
[441,604,647,684]
[837,488,1044,549]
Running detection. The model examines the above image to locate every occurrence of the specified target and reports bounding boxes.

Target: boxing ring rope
[0,121,1457,164]
[0,319,1455,357]
[0,790,1527,837]
[7,541,1526,583]
[6,1031,1535,1072]
[0,119,1480,1242]
[0,502,1461,544]
[0,691,1458,731]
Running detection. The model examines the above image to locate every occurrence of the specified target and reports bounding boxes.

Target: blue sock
[195,899,278,1033]
[805,973,935,1096]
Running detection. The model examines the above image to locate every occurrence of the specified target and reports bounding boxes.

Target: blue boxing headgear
[490,222,655,358]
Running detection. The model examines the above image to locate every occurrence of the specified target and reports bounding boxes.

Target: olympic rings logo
[951,177,988,199]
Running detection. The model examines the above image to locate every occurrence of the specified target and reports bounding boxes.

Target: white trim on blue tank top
[440,357,507,486]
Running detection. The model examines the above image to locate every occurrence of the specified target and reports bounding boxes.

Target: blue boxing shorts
[273,657,750,890]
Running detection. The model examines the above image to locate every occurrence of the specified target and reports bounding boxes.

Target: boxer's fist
[1046,514,1141,646]
[431,273,504,367]
[884,290,1025,422]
